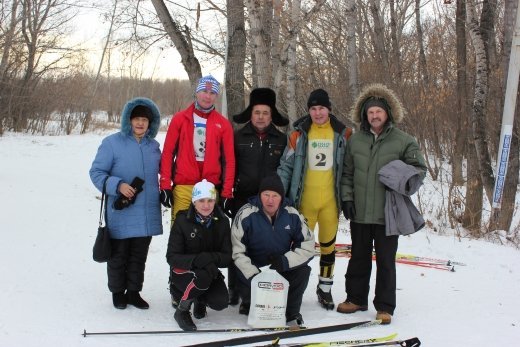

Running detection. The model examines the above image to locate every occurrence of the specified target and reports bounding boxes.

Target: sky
[1,129,519,346]
[69,3,224,82]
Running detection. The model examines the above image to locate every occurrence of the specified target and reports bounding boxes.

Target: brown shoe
[336,301,368,314]
[376,311,392,324]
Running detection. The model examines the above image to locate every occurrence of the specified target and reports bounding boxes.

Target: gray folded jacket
[378,160,425,236]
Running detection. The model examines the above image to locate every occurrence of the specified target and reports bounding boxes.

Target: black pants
[227,195,249,294]
[238,265,311,320]
[107,236,152,293]
[344,222,398,314]
[170,268,228,311]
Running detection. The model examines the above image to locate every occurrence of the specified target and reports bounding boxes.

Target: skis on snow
[82,325,309,337]
[255,332,398,346]
[316,243,465,271]
[258,335,421,347]
[182,320,381,347]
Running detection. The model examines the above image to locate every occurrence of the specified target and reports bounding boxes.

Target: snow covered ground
[1,132,519,346]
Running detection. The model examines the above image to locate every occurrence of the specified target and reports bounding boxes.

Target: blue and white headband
[195,75,220,95]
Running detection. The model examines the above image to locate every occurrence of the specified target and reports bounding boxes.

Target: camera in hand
[114,177,145,210]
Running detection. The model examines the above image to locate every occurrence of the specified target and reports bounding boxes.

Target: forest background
[1,0,519,242]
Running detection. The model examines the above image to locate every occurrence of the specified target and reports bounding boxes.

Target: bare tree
[150,0,202,87]
[244,0,273,87]
[490,0,519,233]
[345,0,358,99]
[225,0,246,119]
[466,0,495,204]
[80,0,119,134]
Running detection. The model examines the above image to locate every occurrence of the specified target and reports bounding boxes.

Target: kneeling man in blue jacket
[231,174,315,327]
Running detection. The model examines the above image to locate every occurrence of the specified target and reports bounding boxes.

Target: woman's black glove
[204,263,219,279]
[193,253,214,269]
[342,201,356,220]
[160,189,173,208]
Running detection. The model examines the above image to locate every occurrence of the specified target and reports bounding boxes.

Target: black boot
[228,288,239,306]
[193,299,207,319]
[112,292,127,309]
[238,301,250,315]
[126,291,150,309]
[174,300,197,331]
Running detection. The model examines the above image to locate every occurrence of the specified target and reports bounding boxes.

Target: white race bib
[307,139,333,171]
[193,114,207,161]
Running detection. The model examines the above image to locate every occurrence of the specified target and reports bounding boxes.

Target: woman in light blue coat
[90,97,163,310]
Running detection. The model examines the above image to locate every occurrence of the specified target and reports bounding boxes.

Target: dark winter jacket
[233,122,286,210]
[89,97,163,239]
[231,196,315,280]
[340,84,427,225]
[277,114,350,210]
[166,205,232,270]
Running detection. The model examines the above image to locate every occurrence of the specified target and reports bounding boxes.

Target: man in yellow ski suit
[278,89,352,310]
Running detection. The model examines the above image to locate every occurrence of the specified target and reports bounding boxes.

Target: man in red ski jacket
[159,75,235,224]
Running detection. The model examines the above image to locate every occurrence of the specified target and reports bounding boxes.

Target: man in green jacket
[338,84,427,325]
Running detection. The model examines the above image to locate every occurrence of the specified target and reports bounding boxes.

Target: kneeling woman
[166,179,232,331]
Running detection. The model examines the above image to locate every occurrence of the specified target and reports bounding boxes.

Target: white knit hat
[192,179,217,202]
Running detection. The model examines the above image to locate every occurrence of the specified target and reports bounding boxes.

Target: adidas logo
[285,225,291,230]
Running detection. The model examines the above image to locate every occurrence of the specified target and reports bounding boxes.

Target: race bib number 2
[308,139,333,171]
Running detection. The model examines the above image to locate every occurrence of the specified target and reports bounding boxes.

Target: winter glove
[114,177,144,210]
[268,254,285,272]
[222,197,234,218]
[160,189,173,208]
[192,252,214,269]
[248,270,261,284]
[204,263,219,279]
[342,201,356,221]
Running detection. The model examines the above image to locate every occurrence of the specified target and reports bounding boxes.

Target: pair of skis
[257,333,421,347]
[84,320,420,347]
[316,243,464,272]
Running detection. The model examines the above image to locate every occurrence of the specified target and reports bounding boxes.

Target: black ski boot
[193,299,207,319]
[126,291,150,309]
[239,301,250,315]
[112,292,127,309]
[174,300,197,331]
[228,288,240,306]
[316,286,335,310]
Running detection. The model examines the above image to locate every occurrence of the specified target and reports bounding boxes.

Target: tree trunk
[225,0,246,121]
[368,0,390,82]
[346,0,358,100]
[489,0,519,232]
[389,0,402,82]
[463,135,483,235]
[245,0,272,87]
[81,0,118,134]
[150,0,202,88]
[0,0,20,135]
[415,0,429,86]
[466,0,495,204]
[452,0,467,186]
[286,0,301,121]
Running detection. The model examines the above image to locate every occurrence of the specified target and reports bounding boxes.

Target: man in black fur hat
[225,88,289,309]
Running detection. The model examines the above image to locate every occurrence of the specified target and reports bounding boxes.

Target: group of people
[89,75,426,330]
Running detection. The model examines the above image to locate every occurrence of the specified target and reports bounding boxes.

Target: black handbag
[93,178,111,262]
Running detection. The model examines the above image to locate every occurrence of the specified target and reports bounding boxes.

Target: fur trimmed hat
[258,174,285,198]
[120,97,161,138]
[349,83,405,131]
[307,89,331,110]
[233,88,289,127]
[192,179,217,202]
